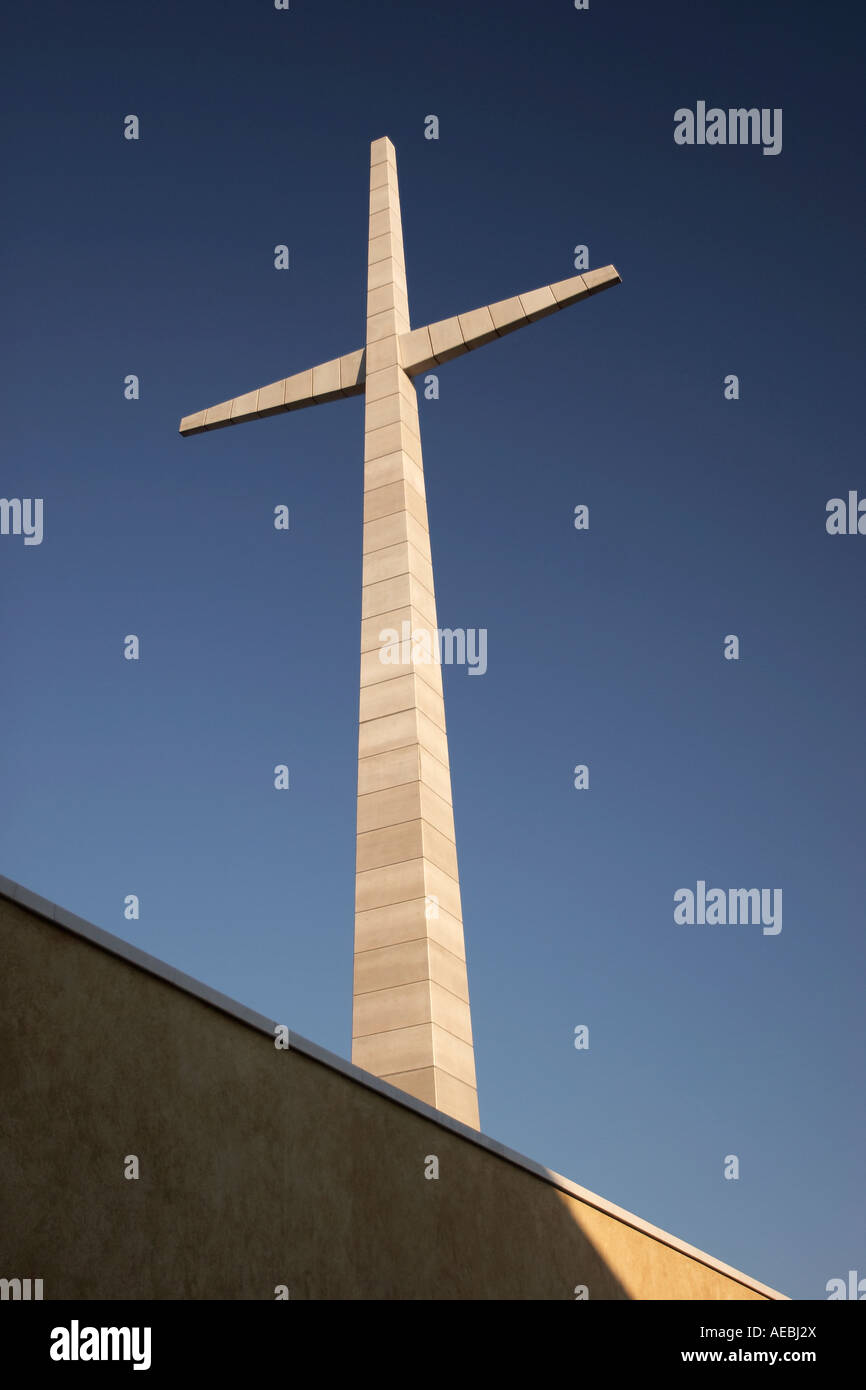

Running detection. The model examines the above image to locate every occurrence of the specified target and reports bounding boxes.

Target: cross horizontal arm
[178,266,620,434]
[398,265,621,376]
[178,347,366,436]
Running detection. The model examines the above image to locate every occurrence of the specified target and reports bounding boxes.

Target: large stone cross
[179,136,621,1130]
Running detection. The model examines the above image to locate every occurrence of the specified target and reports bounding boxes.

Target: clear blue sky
[2,0,863,1301]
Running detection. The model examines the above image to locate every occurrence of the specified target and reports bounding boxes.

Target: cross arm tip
[179,412,207,436]
[581,264,621,291]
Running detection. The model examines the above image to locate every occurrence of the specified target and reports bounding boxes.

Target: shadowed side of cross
[177,135,621,1132]
[178,269,620,435]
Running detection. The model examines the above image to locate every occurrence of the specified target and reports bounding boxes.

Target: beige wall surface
[0,894,776,1300]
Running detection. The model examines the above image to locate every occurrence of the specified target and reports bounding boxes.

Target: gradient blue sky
[2,0,863,1300]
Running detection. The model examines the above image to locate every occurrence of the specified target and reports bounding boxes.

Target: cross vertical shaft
[352,137,480,1129]
[179,134,622,1134]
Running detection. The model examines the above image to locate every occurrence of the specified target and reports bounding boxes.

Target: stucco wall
[0,891,776,1300]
